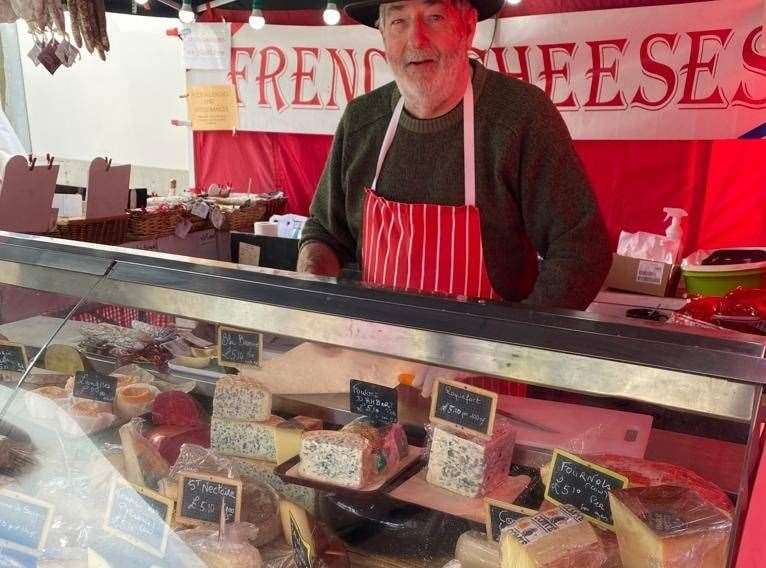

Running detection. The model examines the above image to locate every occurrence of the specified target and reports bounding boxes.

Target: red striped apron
[361,81,525,397]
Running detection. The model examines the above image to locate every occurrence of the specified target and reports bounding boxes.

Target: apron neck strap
[371,77,476,208]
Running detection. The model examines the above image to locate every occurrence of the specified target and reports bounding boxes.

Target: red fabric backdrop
[194,134,766,257]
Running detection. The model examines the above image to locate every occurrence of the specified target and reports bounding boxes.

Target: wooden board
[389,470,531,524]
[496,395,653,459]
[85,158,130,219]
[0,155,57,233]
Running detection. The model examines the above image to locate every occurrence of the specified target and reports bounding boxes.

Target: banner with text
[187,0,766,139]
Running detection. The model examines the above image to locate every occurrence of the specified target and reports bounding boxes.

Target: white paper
[239,243,261,267]
[183,23,231,71]
[191,200,210,219]
[636,260,665,285]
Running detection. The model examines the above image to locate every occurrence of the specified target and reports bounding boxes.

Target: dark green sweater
[301,61,611,310]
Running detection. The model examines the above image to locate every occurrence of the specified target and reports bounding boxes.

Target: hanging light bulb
[249,9,266,29]
[249,0,266,29]
[179,0,195,23]
[323,1,341,25]
[506,0,522,4]
[135,0,149,6]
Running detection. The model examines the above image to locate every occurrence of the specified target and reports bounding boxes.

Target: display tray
[389,470,532,524]
[275,446,425,495]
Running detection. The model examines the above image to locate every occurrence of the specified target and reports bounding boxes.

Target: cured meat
[542,454,733,512]
[0,1,17,24]
[152,391,205,427]
[47,0,66,33]
[146,424,211,465]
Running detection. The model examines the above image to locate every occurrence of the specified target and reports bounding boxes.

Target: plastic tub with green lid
[682,247,766,296]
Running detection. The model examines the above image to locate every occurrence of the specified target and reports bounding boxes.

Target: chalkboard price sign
[484,499,536,542]
[349,380,398,424]
[290,511,314,568]
[544,449,629,527]
[218,327,262,368]
[73,371,117,403]
[104,477,174,557]
[0,489,54,552]
[176,473,242,526]
[429,379,497,438]
[0,342,27,373]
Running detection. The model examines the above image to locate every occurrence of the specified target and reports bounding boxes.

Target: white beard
[392,47,466,113]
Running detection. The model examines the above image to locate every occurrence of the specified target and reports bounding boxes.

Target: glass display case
[0,231,762,568]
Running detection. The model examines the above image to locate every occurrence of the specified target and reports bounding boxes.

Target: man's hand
[297,241,342,277]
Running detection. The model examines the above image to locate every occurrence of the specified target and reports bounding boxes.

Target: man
[299,0,611,312]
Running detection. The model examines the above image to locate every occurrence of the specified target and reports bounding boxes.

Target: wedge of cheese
[609,485,731,568]
[500,505,607,568]
[274,416,323,465]
[213,375,271,421]
[299,430,373,489]
[426,417,515,498]
[211,415,285,461]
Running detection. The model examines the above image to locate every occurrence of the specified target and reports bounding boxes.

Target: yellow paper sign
[188,85,238,131]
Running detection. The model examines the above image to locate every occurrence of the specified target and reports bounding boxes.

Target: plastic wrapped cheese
[500,505,607,568]
[299,430,374,489]
[240,478,281,547]
[426,417,515,498]
[609,485,732,568]
[119,419,170,490]
[211,415,285,461]
[114,383,160,419]
[541,454,732,513]
[213,375,271,421]
[341,417,408,475]
[455,531,501,568]
[231,456,317,514]
[178,523,263,568]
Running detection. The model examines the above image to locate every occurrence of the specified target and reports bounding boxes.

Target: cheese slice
[609,485,731,568]
[279,500,316,562]
[500,505,607,568]
[211,415,284,462]
[274,416,323,465]
[456,530,501,568]
[213,375,272,421]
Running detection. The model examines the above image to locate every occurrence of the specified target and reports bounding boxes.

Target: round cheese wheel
[32,386,69,403]
[115,383,160,419]
[71,399,112,417]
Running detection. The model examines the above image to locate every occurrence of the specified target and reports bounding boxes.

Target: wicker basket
[57,214,130,245]
[221,203,269,232]
[127,207,183,240]
[260,195,288,219]
[184,213,213,233]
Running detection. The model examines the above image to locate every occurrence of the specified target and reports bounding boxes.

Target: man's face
[380,0,477,106]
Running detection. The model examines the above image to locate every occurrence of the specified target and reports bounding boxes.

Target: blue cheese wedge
[211,415,284,461]
[299,431,373,489]
[212,375,271,421]
[426,419,515,498]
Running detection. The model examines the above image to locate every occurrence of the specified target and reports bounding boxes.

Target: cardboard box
[605,253,680,297]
